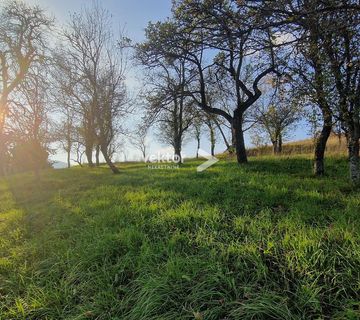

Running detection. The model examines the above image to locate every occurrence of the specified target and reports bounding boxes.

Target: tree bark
[348,129,360,184]
[215,120,231,151]
[230,126,236,153]
[174,139,182,163]
[142,149,146,161]
[209,125,216,156]
[272,141,278,155]
[67,150,71,169]
[314,113,332,176]
[101,145,120,174]
[233,112,248,164]
[211,140,215,156]
[95,145,100,166]
[85,145,94,167]
[196,137,200,159]
[307,19,333,176]
[278,134,283,154]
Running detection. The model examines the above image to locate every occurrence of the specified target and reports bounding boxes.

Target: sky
[25,0,172,42]
[24,0,310,164]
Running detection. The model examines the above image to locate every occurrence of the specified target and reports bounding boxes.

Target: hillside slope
[0,156,359,319]
[247,134,347,157]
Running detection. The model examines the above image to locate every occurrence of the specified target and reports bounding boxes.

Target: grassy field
[0,156,360,319]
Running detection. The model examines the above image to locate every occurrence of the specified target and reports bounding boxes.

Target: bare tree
[54,3,130,174]
[96,56,129,174]
[250,81,303,154]
[139,1,280,164]
[6,66,52,176]
[55,107,76,169]
[131,125,149,161]
[0,0,51,175]
[8,67,52,149]
[138,58,194,163]
[192,113,203,159]
[192,108,232,157]
[203,114,217,157]
[72,140,85,167]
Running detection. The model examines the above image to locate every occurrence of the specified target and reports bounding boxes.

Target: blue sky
[25,0,172,41]
[24,0,310,163]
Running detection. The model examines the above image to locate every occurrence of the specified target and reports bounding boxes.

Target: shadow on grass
[7,156,355,230]
[2,156,360,319]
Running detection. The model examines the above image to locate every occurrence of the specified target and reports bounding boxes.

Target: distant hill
[216,133,347,160]
[247,133,347,157]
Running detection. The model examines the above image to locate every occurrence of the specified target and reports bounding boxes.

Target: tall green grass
[0,156,359,319]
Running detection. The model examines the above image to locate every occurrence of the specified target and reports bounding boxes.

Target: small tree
[137,55,194,163]
[251,81,302,154]
[252,104,302,154]
[192,114,203,159]
[72,140,85,167]
[131,126,149,161]
[204,114,218,157]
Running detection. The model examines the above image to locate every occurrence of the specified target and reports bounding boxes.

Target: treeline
[0,1,130,175]
[135,0,360,183]
[0,1,359,184]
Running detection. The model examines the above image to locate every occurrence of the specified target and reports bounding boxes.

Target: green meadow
[0,156,359,319]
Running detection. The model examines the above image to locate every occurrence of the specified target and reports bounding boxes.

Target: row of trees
[135,0,360,183]
[0,1,130,175]
[0,0,359,184]
[52,3,130,174]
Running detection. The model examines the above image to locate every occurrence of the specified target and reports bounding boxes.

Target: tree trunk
[142,149,146,161]
[210,127,216,157]
[67,150,71,169]
[278,134,283,154]
[174,139,182,164]
[233,112,248,164]
[314,113,332,176]
[230,126,236,154]
[95,145,100,166]
[85,145,94,167]
[272,141,278,155]
[272,132,283,155]
[215,120,231,151]
[196,137,200,159]
[101,145,120,174]
[348,130,360,184]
